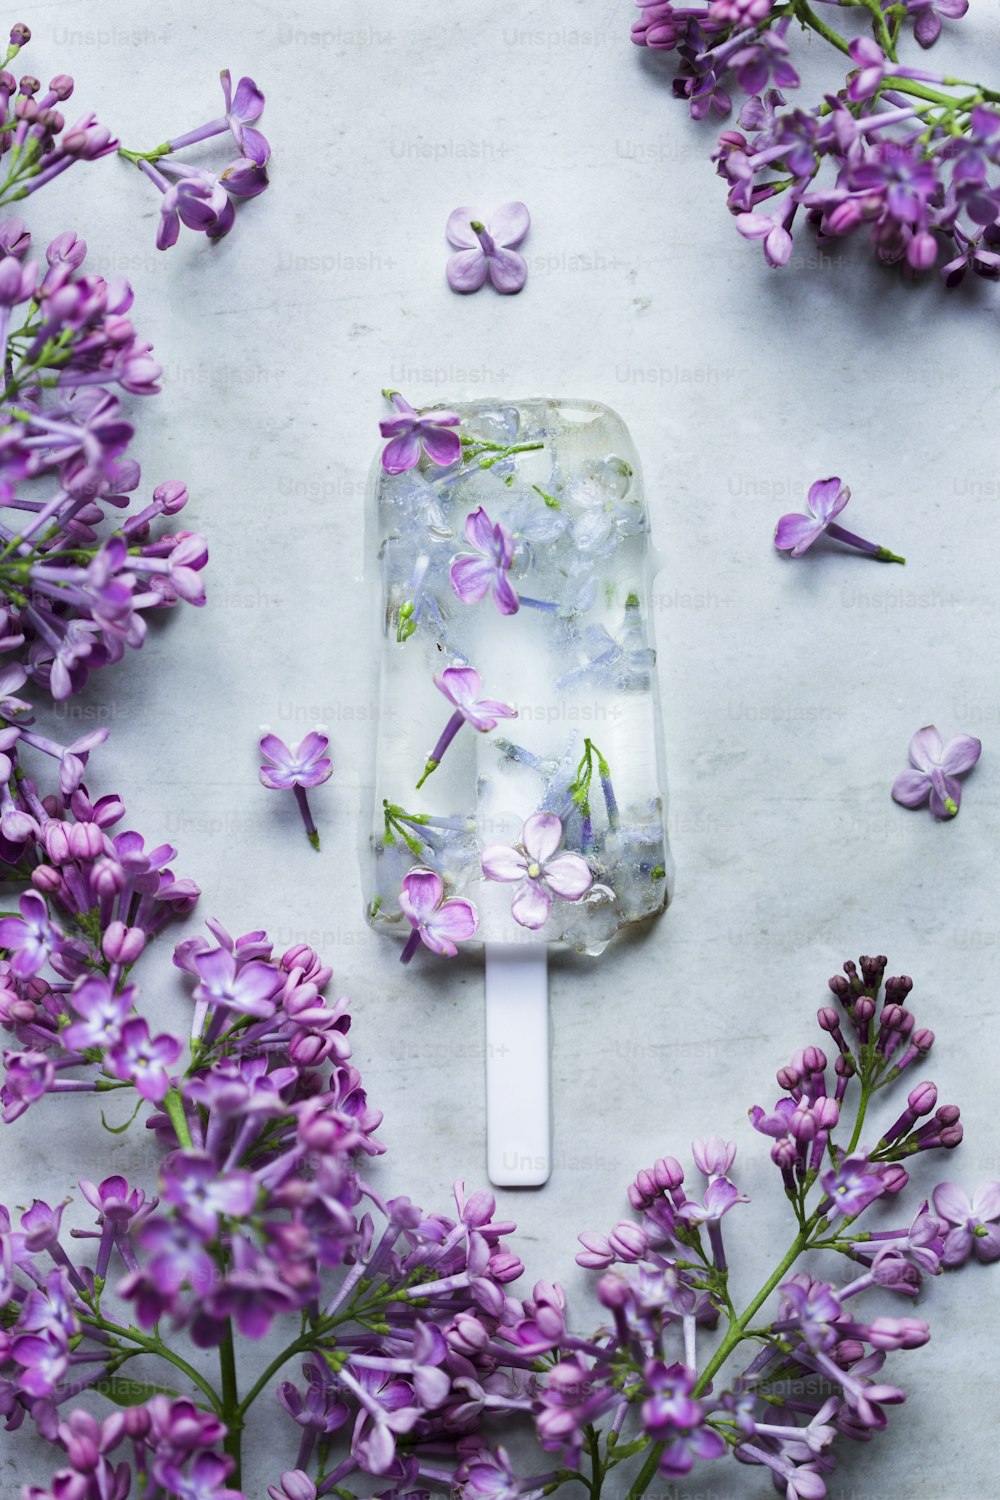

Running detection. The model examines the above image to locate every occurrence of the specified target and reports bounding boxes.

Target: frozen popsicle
[365,395,669,1183]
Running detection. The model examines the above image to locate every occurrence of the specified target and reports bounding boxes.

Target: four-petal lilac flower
[398,867,478,963]
[450,507,519,616]
[891,725,981,820]
[259,732,333,851]
[932,1181,1000,1264]
[774,477,905,563]
[481,813,593,930]
[380,390,462,474]
[446,203,531,294]
[416,666,516,789]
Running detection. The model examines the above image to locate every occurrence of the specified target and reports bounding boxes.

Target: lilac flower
[641,1361,726,1475]
[416,666,516,788]
[446,202,530,294]
[219,70,269,162]
[899,0,969,48]
[0,891,58,977]
[450,507,519,615]
[159,1150,258,1237]
[847,36,943,103]
[105,1016,180,1102]
[259,731,332,850]
[821,1156,886,1217]
[398,867,478,963]
[380,390,462,473]
[481,813,592,930]
[774,477,905,563]
[891,726,981,819]
[932,1182,1000,1265]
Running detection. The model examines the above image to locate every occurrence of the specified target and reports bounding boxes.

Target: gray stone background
[4,1,1000,1495]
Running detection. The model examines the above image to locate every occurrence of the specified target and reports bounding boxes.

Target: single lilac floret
[891,725,981,819]
[398,867,478,963]
[379,390,462,473]
[450,506,519,615]
[481,813,593,930]
[446,202,530,294]
[259,732,333,851]
[774,477,905,563]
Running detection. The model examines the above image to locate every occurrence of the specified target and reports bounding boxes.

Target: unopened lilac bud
[776,1064,800,1092]
[1,808,35,842]
[653,1156,684,1191]
[936,1104,961,1127]
[597,1272,632,1310]
[153,480,189,514]
[448,1312,489,1355]
[879,1003,903,1032]
[885,975,913,1002]
[16,74,38,97]
[827,974,851,1001]
[913,1027,934,1053]
[488,1250,523,1283]
[9,23,30,45]
[831,1337,866,1366]
[854,997,875,1024]
[835,1053,856,1077]
[122,1406,150,1439]
[868,1315,929,1350]
[46,230,86,269]
[880,1163,909,1194]
[908,1082,937,1116]
[941,1123,964,1149]
[608,1222,648,1262]
[91,856,125,897]
[790,1106,817,1142]
[68,821,104,859]
[102,922,145,965]
[43,822,71,863]
[691,1135,736,1177]
[801,1045,827,1074]
[267,1472,317,1500]
[47,73,72,100]
[872,1255,919,1292]
[814,1097,839,1131]
[817,1006,841,1033]
[771,1138,797,1168]
[576,1232,614,1270]
[287,1032,327,1067]
[31,865,61,894]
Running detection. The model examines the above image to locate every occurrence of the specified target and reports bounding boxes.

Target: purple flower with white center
[446,203,530,294]
[735,203,795,267]
[159,1150,257,1238]
[0,891,58,978]
[191,945,284,1029]
[416,665,516,789]
[259,731,332,851]
[900,0,969,48]
[774,477,905,563]
[677,1176,748,1227]
[61,978,133,1052]
[105,1015,180,1102]
[398,867,478,963]
[155,1452,242,1500]
[821,1155,886,1217]
[641,1360,726,1475]
[481,813,592,930]
[891,725,981,820]
[932,1181,1000,1265]
[379,390,462,474]
[450,507,519,616]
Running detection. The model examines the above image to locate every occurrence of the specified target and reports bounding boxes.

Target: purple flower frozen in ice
[259,731,332,851]
[450,507,519,616]
[932,1181,1000,1265]
[891,725,981,820]
[398,867,478,963]
[446,202,530,294]
[481,813,592,930]
[416,665,516,788]
[380,390,462,474]
[774,477,905,563]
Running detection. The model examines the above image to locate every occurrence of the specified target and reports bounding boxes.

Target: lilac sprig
[631,1,1000,293]
[118,70,270,249]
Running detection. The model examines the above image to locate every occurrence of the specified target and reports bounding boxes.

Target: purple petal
[773,512,823,555]
[400,869,444,924]
[522,813,564,864]
[971,1182,1000,1221]
[974,1225,1000,1262]
[511,878,553,930]
[447,248,489,292]
[435,666,480,709]
[939,734,981,775]
[908,725,944,772]
[933,1181,972,1224]
[481,844,528,882]
[295,731,330,767]
[913,8,942,46]
[543,852,593,901]
[239,125,270,166]
[467,697,516,728]
[807,476,850,523]
[445,209,480,249]
[450,554,493,605]
[941,1224,973,1266]
[425,898,478,952]
[492,572,520,615]
[420,426,462,467]
[487,248,528,294]
[259,767,296,790]
[381,432,421,474]
[891,769,931,808]
[259,733,293,769]
[465,506,495,553]
[230,76,265,124]
[489,201,531,247]
[928,772,961,818]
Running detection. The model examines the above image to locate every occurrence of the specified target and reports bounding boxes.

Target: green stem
[162,1087,194,1148]
[792,0,851,56]
[856,0,898,61]
[79,1315,222,1412]
[219,1321,243,1486]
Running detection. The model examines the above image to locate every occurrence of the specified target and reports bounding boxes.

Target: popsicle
[365,396,669,1184]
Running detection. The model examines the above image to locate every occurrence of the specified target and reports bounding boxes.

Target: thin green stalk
[162,1086,194,1148]
[79,1314,222,1412]
[792,0,852,56]
[219,1321,243,1486]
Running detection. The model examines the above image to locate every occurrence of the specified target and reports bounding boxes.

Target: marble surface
[6,1,1000,1495]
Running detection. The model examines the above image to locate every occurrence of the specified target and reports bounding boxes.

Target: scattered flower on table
[891,725,981,819]
[259,732,333,850]
[379,389,462,473]
[932,1182,1000,1264]
[482,813,593,929]
[774,478,905,564]
[446,201,530,294]
[398,866,479,962]
[416,665,517,789]
[449,506,519,615]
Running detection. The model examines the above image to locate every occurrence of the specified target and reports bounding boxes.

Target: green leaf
[100,1097,144,1135]
[96,1375,181,1407]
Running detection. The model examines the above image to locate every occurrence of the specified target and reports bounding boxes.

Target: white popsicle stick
[485,944,550,1186]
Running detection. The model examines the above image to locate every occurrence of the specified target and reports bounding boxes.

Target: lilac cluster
[0,24,117,211]
[631,0,1000,286]
[120,70,271,249]
[3,949,995,1498]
